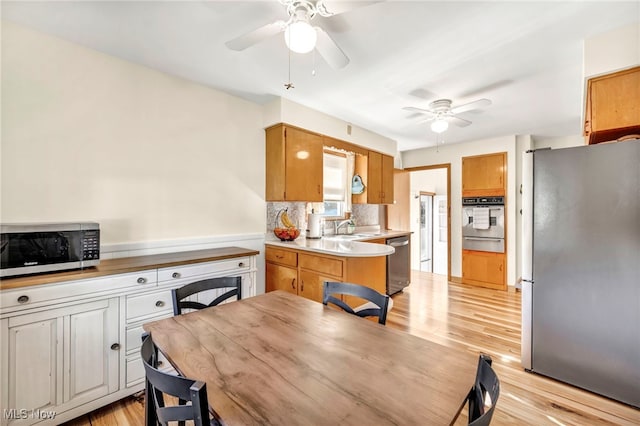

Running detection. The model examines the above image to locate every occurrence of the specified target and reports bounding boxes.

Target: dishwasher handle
[464,236,503,242]
[388,240,409,247]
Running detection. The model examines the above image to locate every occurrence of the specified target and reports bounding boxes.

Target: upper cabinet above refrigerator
[584,66,640,145]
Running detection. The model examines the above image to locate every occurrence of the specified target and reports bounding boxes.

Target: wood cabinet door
[381,154,395,204]
[284,127,323,201]
[367,151,383,204]
[298,270,335,303]
[462,153,506,196]
[462,250,505,290]
[265,262,298,295]
[591,67,640,133]
[387,169,410,229]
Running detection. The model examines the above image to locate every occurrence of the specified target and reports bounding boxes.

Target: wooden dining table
[143,290,478,425]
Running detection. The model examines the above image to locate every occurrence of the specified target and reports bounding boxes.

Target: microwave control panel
[82,230,100,260]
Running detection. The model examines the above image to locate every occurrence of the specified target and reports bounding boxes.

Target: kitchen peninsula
[265,231,409,303]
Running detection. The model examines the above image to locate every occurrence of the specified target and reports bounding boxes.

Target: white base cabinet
[0,254,256,425]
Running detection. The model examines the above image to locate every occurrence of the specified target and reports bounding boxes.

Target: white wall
[584,23,640,78]
[409,169,447,272]
[1,22,266,246]
[402,136,518,286]
[264,97,398,158]
[533,135,584,150]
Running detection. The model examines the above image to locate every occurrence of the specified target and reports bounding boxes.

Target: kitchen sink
[324,233,383,240]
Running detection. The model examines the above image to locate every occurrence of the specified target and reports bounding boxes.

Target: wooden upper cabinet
[462,152,506,197]
[585,66,640,144]
[355,151,395,204]
[265,124,323,201]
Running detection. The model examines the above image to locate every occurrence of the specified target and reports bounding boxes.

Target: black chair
[141,333,220,426]
[322,281,390,325]
[467,354,500,426]
[172,276,241,315]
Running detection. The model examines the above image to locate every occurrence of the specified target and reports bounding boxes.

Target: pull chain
[284,32,294,90]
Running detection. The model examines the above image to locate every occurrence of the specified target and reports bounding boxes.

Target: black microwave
[0,222,100,278]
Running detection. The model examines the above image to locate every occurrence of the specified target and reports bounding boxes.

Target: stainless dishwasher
[386,235,410,295]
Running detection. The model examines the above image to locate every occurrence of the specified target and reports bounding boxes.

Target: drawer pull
[110,343,121,351]
[291,278,296,290]
[137,277,147,284]
[301,280,304,292]
[158,360,164,367]
[276,255,284,259]
[17,295,29,304]
[238,262,245,267]
[172,272,180,279]
[155,301,165,308]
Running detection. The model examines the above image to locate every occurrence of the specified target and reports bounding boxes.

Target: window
[322,152,347,218]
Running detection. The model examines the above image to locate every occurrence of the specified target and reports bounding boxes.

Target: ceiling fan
[225,0,374,69]
[403,98,492,133]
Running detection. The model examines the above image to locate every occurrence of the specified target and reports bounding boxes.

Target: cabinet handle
[17,295,29,304]
[317,184,321,194]
[137,277,147,284]
[276,255,284,259]
[155,301,165,307]
[301,280,304,292]
[291,278,296,290]
[172,272,180,279]
[157,360,164,367]
[110,343,121,351]
[499,264,503,272]
[238,262,245,267]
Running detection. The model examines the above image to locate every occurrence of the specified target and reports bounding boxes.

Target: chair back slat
[468,354,500,426]
[172,276,242,315]
[322,281,390,325]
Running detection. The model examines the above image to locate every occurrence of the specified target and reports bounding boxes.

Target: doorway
[419,192,434,272]
[406,164,451,281]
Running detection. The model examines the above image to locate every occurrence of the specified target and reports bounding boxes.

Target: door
[265,262,297,295]
[419,194,433,272]
[1,313,63,421]
[433,195,448,276]
[65,298,119,409]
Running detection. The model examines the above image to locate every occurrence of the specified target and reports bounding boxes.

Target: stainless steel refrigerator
[521,140,640,408]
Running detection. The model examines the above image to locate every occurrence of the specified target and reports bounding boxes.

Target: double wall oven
[462,196,505,253]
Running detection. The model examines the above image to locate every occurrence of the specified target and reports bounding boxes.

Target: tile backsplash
[267,202,380,234]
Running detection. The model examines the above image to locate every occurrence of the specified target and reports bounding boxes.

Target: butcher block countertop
[0,247,259,291]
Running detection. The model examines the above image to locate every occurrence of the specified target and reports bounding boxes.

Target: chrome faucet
[334,219,354,235]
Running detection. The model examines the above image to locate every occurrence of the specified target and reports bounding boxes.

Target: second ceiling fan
[225,0,375,69]
[404,98,492,133]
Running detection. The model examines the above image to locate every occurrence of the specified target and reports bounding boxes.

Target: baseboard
[449,276,463,284]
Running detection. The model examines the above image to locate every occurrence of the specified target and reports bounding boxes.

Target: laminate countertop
[265,230,411,258]
[0,247,259,291]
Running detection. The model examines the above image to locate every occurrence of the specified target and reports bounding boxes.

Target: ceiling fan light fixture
[284,20,317,53]
[431,119,449,133]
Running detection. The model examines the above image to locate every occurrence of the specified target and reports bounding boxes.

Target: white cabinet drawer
[158,257,251,283]
[126,290,173,321]
[125,314,173,353]
[1,270,157,313]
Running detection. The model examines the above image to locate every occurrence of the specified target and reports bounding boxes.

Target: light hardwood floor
[65,271,640,425]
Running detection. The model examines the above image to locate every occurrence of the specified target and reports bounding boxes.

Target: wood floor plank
[64,270,640,425]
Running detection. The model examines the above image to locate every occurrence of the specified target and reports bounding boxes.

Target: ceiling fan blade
[450,98,492,114]
[315,1,380,17]
[403,107,436,118]
[315,27,349,69]
[448,115,472,127]
[225,21,286,51]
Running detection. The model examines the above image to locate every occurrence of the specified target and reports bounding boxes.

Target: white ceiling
[3,1,639,151]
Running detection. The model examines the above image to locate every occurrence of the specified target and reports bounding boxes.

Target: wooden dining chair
[141,333,221,426]
[172,276,241,315]
[322,281,390,325]
[467,354,500,426]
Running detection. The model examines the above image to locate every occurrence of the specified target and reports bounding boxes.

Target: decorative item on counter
[274,208,301,241]
[351,174,365,194]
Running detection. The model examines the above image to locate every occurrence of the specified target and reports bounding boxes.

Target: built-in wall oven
[462,197,505,253]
